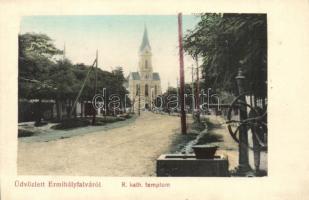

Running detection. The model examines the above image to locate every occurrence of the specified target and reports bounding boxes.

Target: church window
[155,85,157,96]
[145,84,149,96]
[145,60,148,68]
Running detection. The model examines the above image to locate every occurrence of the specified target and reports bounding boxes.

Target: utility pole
[95,49,98,93]
[138,85,141,116]
[195,57,200,115]
[132,98,135,114]
[176,77,179,98]
[92,50,98,125]
[178,13,187,134]
[151,88,154,111]
[189,65,195,113]
[176,77,179,115]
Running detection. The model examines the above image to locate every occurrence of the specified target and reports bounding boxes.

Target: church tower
[138,26,153,80]
[125,25,162,111]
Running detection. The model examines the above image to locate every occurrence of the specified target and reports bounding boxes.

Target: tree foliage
[184,13,267,99]
[19,33,62,58]
[18,33,61,100]
[18,33,128,105]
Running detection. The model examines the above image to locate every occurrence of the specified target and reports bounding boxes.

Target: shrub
[51,118,90,130]
[196,132,223,144]
[118,113,132,119]
[34,121,48,127]
[18,129,35,137]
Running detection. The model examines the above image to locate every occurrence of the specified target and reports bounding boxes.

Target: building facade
[126,26,162,110]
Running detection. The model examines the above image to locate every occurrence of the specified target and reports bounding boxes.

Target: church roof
[129,72,160,81]
[152,72,160,80]
[130,72,141,80]
[139,26,151,51]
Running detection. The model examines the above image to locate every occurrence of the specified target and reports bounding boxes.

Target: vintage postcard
[1,0,309,200]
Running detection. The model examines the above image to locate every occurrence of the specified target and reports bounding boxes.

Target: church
[125,26,162,110]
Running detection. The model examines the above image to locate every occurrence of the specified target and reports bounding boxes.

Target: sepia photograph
[17,14,267,177]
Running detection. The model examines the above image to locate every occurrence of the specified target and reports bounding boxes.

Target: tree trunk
[66,99,71,119]
[56,99,60,121]
[73,100,77,118]
[57,100,63,121]
[81,101,84,117]
[262,97,266,109]
[35,99,42,125]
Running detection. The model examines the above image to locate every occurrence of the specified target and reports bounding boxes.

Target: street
[18,112,181,176]
[18,112,267,176]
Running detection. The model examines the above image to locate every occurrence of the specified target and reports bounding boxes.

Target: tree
[184,14,267,101]
[19,33,62,100]
[19,33,62,58]
[158,84,194,113]
[19,32,131,122]
[19,33,62,124]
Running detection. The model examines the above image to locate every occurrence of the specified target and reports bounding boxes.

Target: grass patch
[191,121,206,132]
[169,132,199,153]
[51,115,131,130]
[196,131,223,144]
[169,118,208,153]
[92,116,126,126]
[196,117,223,145]
[34,121,48,127]
[51,118,91,130]
[118,113,132,119]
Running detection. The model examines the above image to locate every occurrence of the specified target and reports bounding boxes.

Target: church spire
[139,25,151,51]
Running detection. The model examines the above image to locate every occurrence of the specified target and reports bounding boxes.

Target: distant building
[125,26,162,110]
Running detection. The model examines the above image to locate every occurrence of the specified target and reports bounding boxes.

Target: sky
[20,15,201,92]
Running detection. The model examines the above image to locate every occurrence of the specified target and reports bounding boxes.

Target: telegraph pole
[178,13,187,134]
[195,57,200,115]
[189,65,195,113]
[138,85,141,116]
[176,77,180,115]
[132,98,135,114]
[176,77,179,98]
[95,49,98,93]
[151,88,154,111]
[92,50,98,125]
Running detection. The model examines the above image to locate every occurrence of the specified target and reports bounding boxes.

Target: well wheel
[226,93,267,151]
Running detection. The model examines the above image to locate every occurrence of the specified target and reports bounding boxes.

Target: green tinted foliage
[18,33,62,99]
[18,33,129,103]
[184,13,267,98]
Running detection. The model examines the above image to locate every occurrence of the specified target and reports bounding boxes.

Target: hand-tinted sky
[21,15,201,91]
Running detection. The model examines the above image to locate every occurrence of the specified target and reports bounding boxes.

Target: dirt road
[18,112,181,176]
